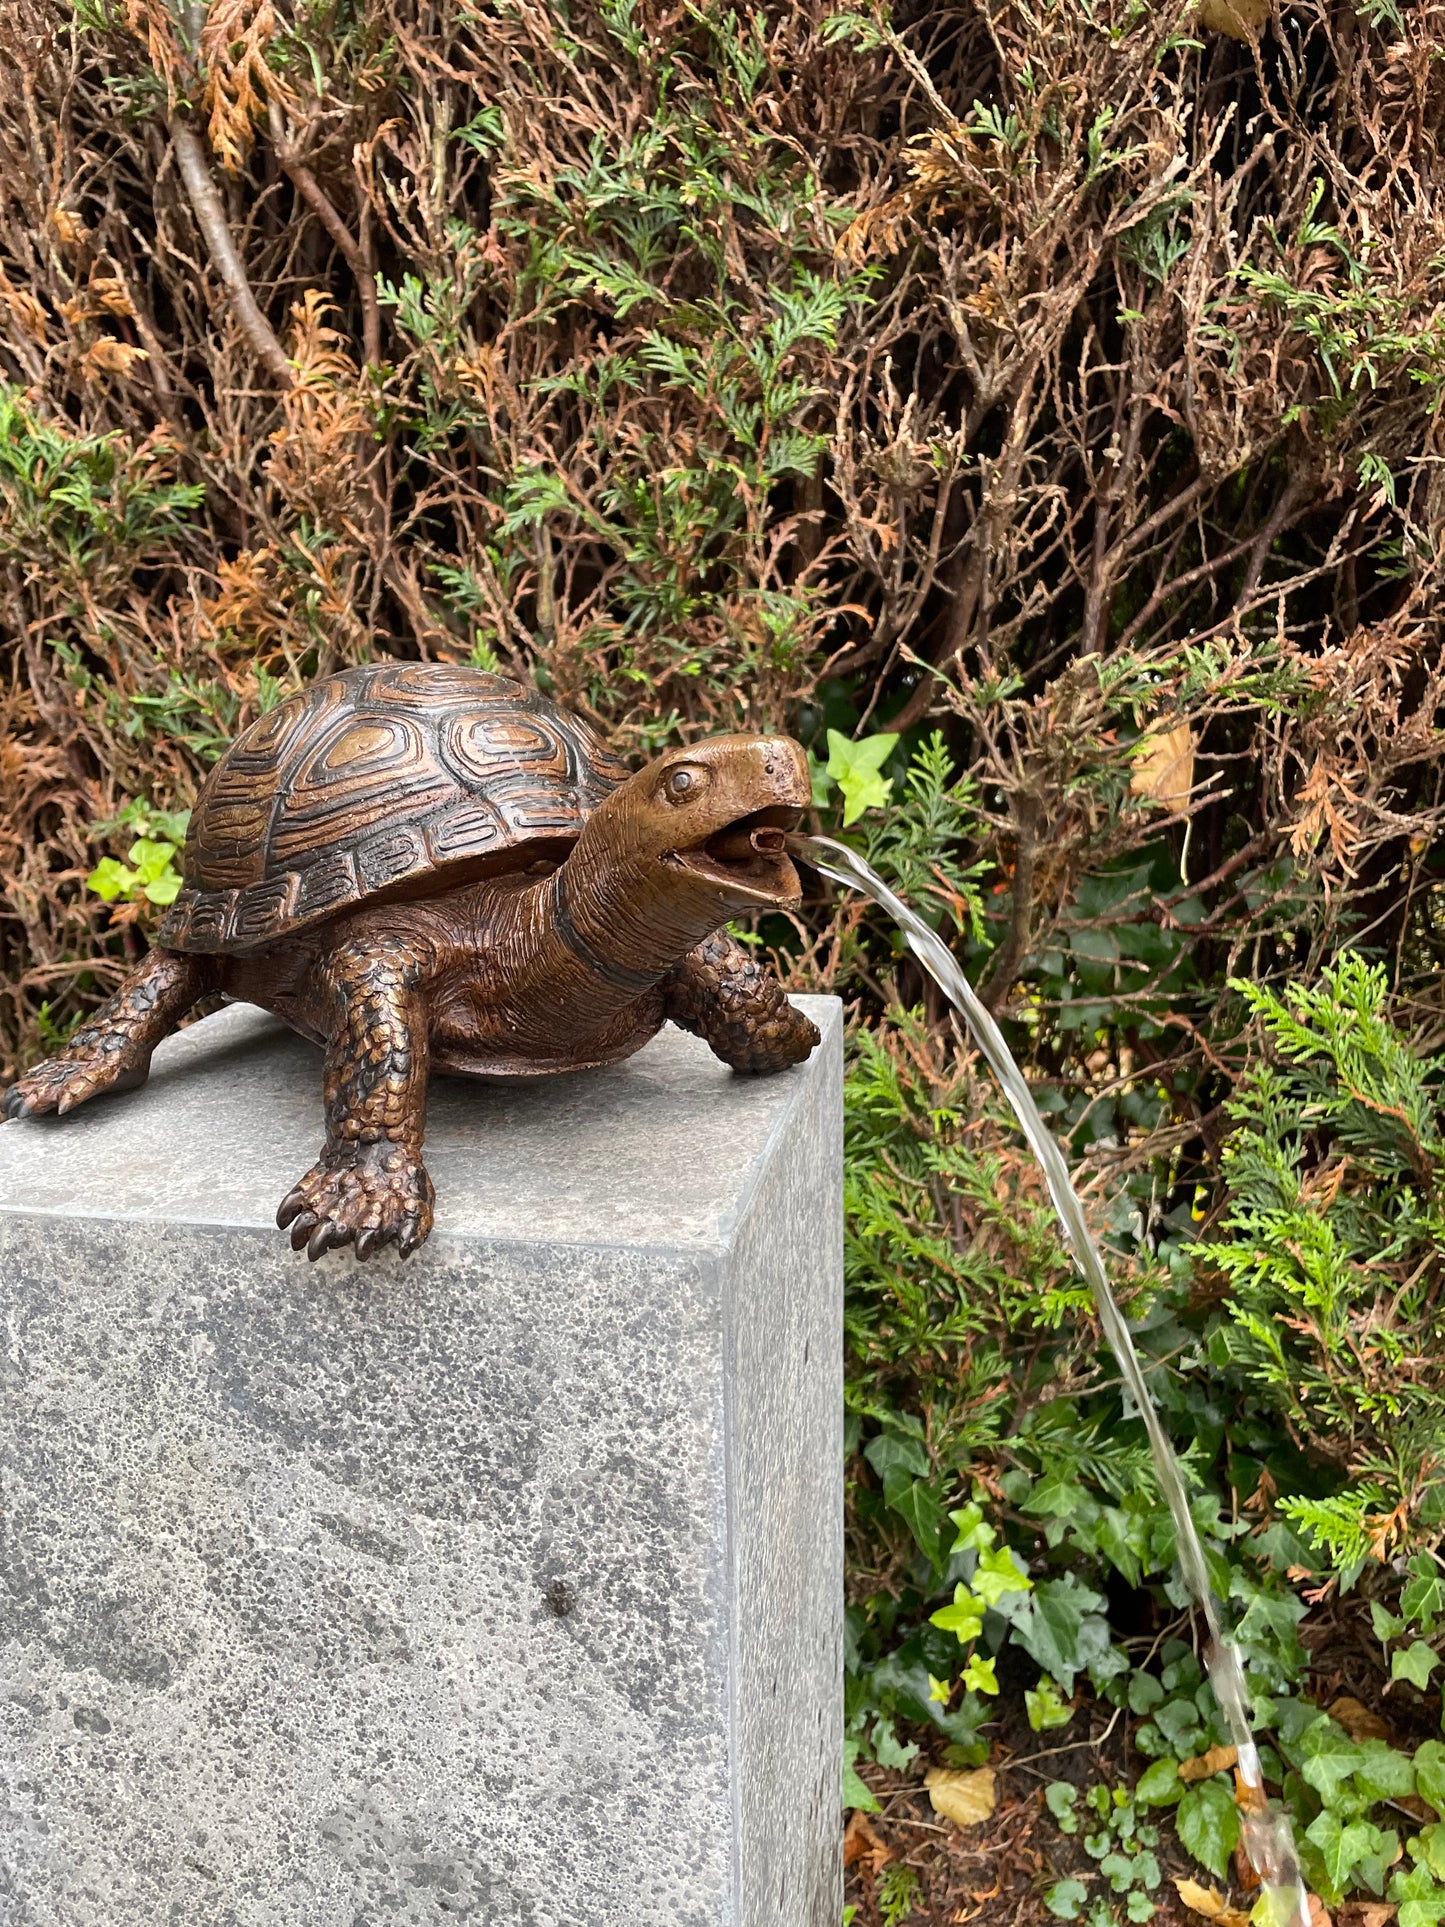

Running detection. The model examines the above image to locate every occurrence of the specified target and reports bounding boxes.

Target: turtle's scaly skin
[664,931,819,1074]
[274,935,435,1260]
[4,949,216,1116]
[3,667,819,1260]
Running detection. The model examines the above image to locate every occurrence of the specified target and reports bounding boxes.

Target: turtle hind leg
[2,948,216,1120]
[276,936,435,1263]
[662,931,820,1074]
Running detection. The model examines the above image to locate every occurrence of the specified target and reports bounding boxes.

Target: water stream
[793,833,1310,1927]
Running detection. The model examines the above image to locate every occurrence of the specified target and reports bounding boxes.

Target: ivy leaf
[962,1653,999,1696]
[1230,1578,1309,1673]
[1306,1809,1380,1894]
[1415,1741,1445,1815]
[864,1432,929,1481]
[1154,1696,1206,1757]
[948,1503,996,1554]
[843,1738,880,1813]
[971,1544,1033,1608]
[1372,1601,1408,1644]
[1135,1759,1185,1807]
[1010,1575,1110,1692]
[1391,1861,1445,1927]
[826,728,898,825]
[884,1473,947,1566]
[1352,1739,1417,1802]
[871,1716,919,1772]
[1403,1557,1445,1632]
[1394,1642,1440,1690]
[1095,1506,1149,1588]
[1297,1720,1363,1803]
[931,1584,985,1645]
[1026,1675,1075,1732]
[1176,1778,1240,1880]
[1415,1825,1445,1884]
[865,1436,946,1565]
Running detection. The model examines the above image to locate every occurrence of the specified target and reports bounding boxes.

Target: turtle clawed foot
[2,1048,147,1120]
[726,1005,821,1075]
[775,1006,822,1068]
[276,1143,435,1262]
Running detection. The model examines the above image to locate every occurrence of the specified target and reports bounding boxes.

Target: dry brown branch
[169,116,293,387]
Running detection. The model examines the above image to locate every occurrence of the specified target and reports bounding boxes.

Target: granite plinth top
[0,996,840,1253]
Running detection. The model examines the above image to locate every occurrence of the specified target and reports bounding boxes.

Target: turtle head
[581,734,809,910]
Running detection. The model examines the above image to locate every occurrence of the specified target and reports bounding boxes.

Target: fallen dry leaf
[1235,1830,1262,1890]
[1338,1903,1396,1927]
[951,1886,1000,1924]
[842,1809,890,1874]
[1196,0,1270,35]
[1175,1878,1251,1927]
[925,1765,996,1828]
[1130,720,1195,811]
[1308,1898,1332,1927]
[1180,1743,1239,1782]
[1329,1698,1392,1746]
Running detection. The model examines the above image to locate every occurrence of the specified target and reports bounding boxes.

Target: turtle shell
[159,663,631,954]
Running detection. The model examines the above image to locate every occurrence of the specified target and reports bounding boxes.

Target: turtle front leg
[662,931,820,1074]
[277,936,436,1262]
[3,948,215,1119]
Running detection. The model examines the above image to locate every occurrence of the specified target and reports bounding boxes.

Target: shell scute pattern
[159,664,630,954]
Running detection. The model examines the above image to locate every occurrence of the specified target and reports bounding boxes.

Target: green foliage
[876,1862,919,1926]
[1044,1877,1090,1920]
[843,929,1445,1914]
[842,1735,880,1814]
[1042,1782,1161,1924]
[826,730,898,826]
[1236,173,1445,407]
[1176,1778,1237,1882]
[85,799,190,909]
[86,839,181,906]
[1200,956,1445,1564]
[0,386,202,572]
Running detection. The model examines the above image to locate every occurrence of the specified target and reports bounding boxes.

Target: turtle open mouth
[672,805,804,900]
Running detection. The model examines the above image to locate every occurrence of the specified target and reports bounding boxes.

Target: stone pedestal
[0,997,842,1927]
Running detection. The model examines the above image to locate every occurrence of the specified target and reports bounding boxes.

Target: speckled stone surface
[0,998,842,1927]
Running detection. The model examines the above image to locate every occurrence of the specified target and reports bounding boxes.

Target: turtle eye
[663,765,705,804]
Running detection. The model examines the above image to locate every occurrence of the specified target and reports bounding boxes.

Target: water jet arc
[793,831,1310,1927]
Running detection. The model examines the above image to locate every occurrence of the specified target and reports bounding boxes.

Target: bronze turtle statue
[3,663,819,1258]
